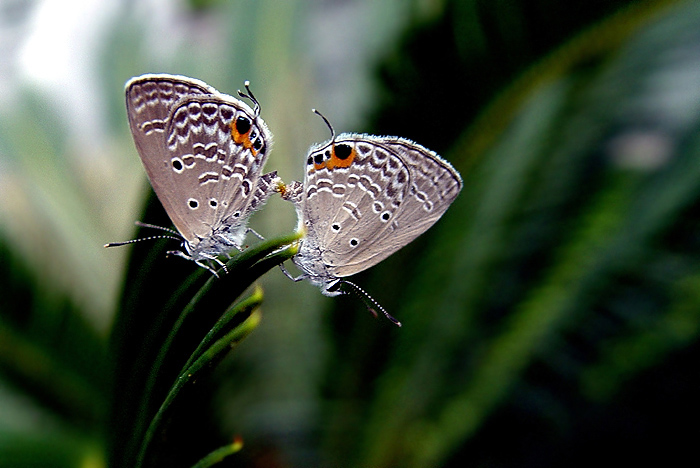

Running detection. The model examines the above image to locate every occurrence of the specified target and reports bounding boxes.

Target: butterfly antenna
[104,235,183,248]
[134,221,181,237]
[312,108,336,143]
[340,280,402,327]
[238,80,260,118]
[105,221,184,248]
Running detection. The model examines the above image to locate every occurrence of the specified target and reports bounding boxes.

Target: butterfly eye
[324,150,331,159]
[332,223,341,232]
[314,153,324,165]
[349,238,359,247]
[253,138,263,151]
[209,199,218,208]
[188,198,199,209]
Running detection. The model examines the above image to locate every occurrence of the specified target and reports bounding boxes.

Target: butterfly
[107,74,279,275]
[280,111,463,325]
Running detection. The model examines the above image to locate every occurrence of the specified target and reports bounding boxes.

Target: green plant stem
[180,286,264,377]
[189,437,244,468]
[125,232,299,467]
[135,307,262,468]
[149,233,299,391]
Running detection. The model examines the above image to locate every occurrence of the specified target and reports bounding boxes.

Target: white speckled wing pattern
[125,74,275,261]
[292,133,462,292]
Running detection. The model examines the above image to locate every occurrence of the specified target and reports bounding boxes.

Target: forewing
[126,74,219,241]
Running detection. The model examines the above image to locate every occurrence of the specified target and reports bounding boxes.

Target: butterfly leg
[199,252,228,276]
[168,249,220,277]
[195,260,221,277]
[247,171,282,213]
[213,233,244,255]
[278,263,305,282]
[246,227,264,240]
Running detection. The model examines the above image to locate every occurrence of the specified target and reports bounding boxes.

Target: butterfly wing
[126,74,272,247]
[126,75,218,242]
[163,95,272,246]
[299,134,462,279]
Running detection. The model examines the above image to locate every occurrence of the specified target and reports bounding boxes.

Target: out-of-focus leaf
[189,435,244,468]
[0,233,108,431]
[320,1,700,467]
[0,430,104,468]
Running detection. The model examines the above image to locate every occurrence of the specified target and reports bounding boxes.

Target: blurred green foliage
[1,0,700,467]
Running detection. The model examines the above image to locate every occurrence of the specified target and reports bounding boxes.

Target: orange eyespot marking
[230,116,264,157]
[310,151,327,172]
[231,116,251,144]
[327,143,356,170]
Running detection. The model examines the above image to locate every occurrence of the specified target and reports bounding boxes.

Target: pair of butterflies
[111,74,462,325]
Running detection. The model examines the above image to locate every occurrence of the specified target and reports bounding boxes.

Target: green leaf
[189,436,244,468]
[0,430,104,468]
[136,294,263,468]
[110,226,299,468]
